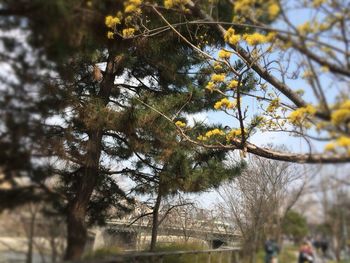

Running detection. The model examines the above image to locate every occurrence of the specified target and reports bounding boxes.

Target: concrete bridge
[89,219,241,250]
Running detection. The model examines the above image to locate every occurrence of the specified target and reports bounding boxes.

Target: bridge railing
[74,248,241,263]
[106,220,239,237]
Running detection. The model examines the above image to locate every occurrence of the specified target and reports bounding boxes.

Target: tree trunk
[64,54,119,260]
[150,190,162,251]
[64,128,103,260]
[50,236,57,263]
[26,209,36,263]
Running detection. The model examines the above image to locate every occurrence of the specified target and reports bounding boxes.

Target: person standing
[265,239,279,263]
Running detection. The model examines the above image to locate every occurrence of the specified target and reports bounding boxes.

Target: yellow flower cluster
[268,3,280,19]
[213,62,222,70]
[107,31,114,39]
[297,22,312,35]
[214,98,235,110]
[218,50,231,59]
[124,0,142,14]
[324,143,336,152]
[122,28,136,38]
[234,0,254,13]
[164,0,189,9]
[205,82,216,92]
[325,136,350,155]
[228,80,239,89]
[288,105,317,125]
[234,0,280,20]
[105,16,121,29]
[175,120,186,127]
[211,73,226,82]
[243,32,275,45]
[224,28,241,45]
[226,129,242,142]
[105,15,121,38]
[197,128,225,141]
[206,128,225,137]
[337,136,350,147]
[331,100,350,125]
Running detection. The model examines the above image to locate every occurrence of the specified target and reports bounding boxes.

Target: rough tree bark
[64,54,120,260]
[150,188,162,252]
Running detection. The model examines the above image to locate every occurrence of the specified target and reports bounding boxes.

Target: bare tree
[218,154,309,263]
[0,203,66,263]
[316,173,350,261]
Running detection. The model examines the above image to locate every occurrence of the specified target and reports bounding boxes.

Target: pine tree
[120,91,245,251]
[0,0,246,259]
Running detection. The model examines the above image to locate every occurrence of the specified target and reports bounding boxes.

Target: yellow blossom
[205,128,225,138]
[124,0,142,13]
[266,32,277,42]
[228,80,239,89]
[206,82,216,92]
[105,16,121,29]
[297,22,312,35]
[175,120,186,127]
[213,62,222,70]
[211,73,226,82]
[288,105,317,125]
[224,28,241,45]
[325,143,336,152]
[331,109,350,124]
[218,50,231,59]
[228,34,241,45]
[164,0,189,9]
[337,136,350,147]
[244,33,269,45]
[129,0,142,4]
[125,5,138,13]
[214,98,236,110]
[107,31,114,39]
[268,3,280,19]
[122,28,136,38]
[234,0,253,13]
[226,129,242,142]
[331,100,350,125]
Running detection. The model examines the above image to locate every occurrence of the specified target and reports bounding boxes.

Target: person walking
[298,241,314,263]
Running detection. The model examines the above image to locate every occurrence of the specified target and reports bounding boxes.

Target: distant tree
[317,176,350,261]
[282,210,308,243]
[219,154,307,263]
